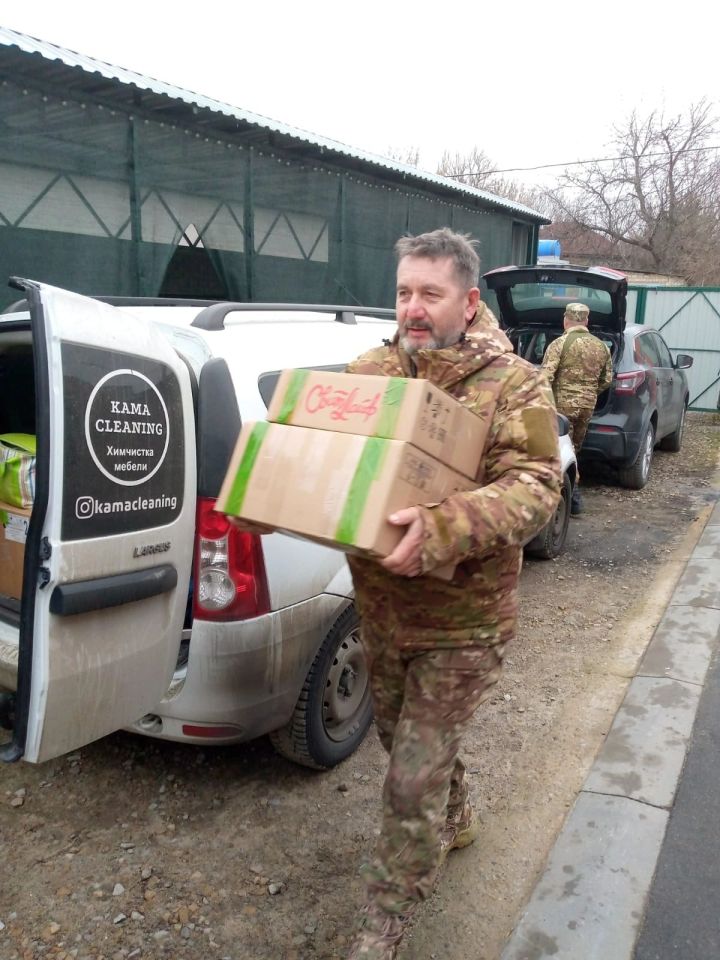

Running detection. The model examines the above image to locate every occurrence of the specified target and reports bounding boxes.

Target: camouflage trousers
[556,398,593,458]
[360,619,505,915]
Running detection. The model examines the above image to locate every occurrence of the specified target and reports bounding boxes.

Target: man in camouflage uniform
[345,228,561,959]
[541,302,612,515]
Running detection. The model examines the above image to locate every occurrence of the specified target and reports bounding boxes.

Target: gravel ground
[2,412,719,960]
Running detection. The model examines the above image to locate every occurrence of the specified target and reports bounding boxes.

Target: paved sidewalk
[500,497,720,960]
[634,636,720,958]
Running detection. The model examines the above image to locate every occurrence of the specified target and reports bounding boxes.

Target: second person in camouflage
[542,302,612,515]
[345,228,561,960]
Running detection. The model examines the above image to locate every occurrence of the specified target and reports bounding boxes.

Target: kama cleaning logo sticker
[61,343,184,541]
[84,369,170,486]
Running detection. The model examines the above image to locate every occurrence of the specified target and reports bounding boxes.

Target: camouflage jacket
[470,300,500,329]
[345,323,561,650]
[542,325,613,409]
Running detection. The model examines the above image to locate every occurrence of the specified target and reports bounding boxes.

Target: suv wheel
[618,422,655,489]
[270,606,372,769]
[658,400,687,452]
[525,473,572,560]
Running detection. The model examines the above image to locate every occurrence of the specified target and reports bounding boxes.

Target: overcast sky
[4,1,719,189]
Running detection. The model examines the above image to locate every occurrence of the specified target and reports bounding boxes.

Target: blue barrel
[538,239,561,258]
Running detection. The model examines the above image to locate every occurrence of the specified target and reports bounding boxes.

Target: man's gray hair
[395,228,480,290]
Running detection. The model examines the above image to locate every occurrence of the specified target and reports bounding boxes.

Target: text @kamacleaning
[75,494,178,520]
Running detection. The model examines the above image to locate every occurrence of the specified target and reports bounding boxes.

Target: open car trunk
[506,324,623,416]
[483,264,628,418]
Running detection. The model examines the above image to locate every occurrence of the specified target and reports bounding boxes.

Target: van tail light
[193,497,270,622]
[614,370,646,394]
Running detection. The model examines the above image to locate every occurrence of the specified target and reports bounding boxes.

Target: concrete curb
[500,499,720,960]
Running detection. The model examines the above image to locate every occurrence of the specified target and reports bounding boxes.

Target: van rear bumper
[125,592,351,746]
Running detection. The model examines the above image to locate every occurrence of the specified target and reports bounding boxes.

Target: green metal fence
[629,286,720,412]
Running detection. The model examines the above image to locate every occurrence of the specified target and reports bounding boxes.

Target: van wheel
[658,400,687,452]
[525,473,572,560]
[270,606,372,770]
[618,422,655,489]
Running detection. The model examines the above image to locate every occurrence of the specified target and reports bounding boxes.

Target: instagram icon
[75,496,94,519]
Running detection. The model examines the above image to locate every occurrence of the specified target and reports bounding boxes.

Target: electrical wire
[440,143,720,178]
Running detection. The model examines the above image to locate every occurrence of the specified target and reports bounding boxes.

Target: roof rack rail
[190,302,395,331]
[97,296,221,307]
[2,295,223,314]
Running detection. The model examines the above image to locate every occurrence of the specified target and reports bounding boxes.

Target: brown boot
[440,798,479,857]
[346,902,410,959]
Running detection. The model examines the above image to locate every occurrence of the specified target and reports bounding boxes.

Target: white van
[0,281,575,769]
[0,281,396,768]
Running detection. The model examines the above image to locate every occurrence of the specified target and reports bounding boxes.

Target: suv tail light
[193,497,270,622]
[614,369,646,394]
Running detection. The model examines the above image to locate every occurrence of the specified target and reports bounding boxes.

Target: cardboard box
[267,370,486,480]
[0,498,31,600]
[217,421,475,559]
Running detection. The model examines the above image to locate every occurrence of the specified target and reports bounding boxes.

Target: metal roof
[0,26,548,223]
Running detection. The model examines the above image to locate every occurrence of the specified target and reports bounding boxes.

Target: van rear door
[5,281,196,763]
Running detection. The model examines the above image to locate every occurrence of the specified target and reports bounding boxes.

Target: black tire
[269,606,372,770]
[658,399,687,452]
[525,473,572,560]
[618,421,655,489]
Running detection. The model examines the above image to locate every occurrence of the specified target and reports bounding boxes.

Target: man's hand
[380,506,425,577]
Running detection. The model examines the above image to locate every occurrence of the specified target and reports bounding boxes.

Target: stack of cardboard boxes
[217,370,486,562]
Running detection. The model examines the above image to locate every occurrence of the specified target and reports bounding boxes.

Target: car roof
[119,303,396,365]
[625,323,659,336]
[1,294,398,424]
[113,302,397,422]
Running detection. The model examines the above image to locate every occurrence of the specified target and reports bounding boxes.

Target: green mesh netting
[0,80,535,312]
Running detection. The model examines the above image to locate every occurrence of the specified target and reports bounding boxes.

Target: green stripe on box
[374,377,407,437]
[335,437,388,545]
[275,369,310,424]
[223,421,270,515]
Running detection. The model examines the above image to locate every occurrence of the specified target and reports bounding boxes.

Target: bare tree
[548,101,720,282]
[436,147,497,188]
[436,148,554,215]
[384,145,422,167]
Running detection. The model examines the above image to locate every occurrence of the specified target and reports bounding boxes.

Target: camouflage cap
[564,302,590,321]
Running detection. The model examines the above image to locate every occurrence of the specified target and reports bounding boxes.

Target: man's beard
[400,323,462,355]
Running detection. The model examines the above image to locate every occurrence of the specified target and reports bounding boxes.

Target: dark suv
[483,265,693,489]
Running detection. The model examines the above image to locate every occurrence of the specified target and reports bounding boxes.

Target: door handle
[49,564,178,616]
